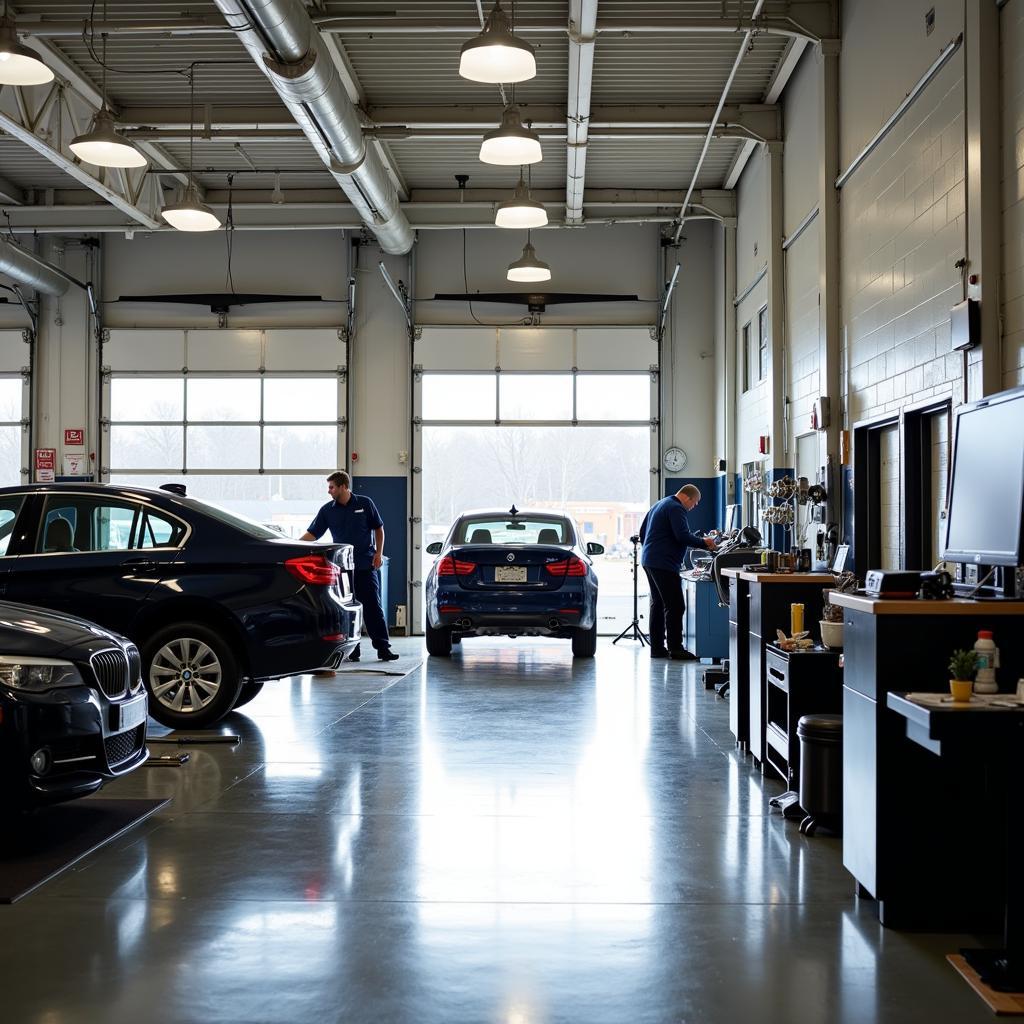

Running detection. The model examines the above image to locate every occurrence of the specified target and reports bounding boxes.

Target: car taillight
[285,555,340,586]
[437,556,476,576]
[545,556,587,577]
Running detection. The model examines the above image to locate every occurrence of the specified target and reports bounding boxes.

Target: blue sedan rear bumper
[429,585,595,636]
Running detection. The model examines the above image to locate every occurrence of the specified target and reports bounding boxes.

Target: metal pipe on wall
[0,237,73,296]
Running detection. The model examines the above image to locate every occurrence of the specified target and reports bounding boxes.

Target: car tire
[425,622,453,657]
[143,622,243,729]
[232,680,265,709]
[571,622,597,658]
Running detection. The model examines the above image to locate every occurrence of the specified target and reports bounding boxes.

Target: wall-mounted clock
[663,447,688,473]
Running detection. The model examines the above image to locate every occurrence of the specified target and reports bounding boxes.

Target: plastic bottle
[974,630,1000,694]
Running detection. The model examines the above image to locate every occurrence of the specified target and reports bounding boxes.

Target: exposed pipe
[565,0,599,225]
[211,0,414,254]
[0,237,73,296]
[657,262,681,340]
[378,260,411,329]
[836,33,963,189]
[672,0,767,243]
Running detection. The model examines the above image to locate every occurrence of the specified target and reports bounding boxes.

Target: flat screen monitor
[725,503,740,532]
[943,386,1024,566]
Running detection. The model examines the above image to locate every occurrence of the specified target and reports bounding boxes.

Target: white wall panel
[736,149,768,296]
[783,48,822,238]
[264,329,346,371]
[1001,0,1024,389]
[879,423,901,569]
[0,330,28,372]
[785,224,821,454]
[105,330,186,372]
[736,284,771,465]
[185,330,263,372]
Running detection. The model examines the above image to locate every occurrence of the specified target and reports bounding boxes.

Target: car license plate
[494,565,527,583]
[112,693,148,734]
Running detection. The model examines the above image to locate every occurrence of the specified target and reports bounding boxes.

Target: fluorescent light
[0,15,54,86]
[69,108,148,169]
[495,174,548,229]
[507,240,551,283]
[161,184,221,232]
[480,105,542,166]
[459,1,536,84]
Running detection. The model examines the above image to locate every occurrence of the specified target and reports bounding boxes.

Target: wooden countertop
[832,592,1024,615]
[720,570,834,584]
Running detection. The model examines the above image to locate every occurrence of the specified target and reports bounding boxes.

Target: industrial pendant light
[70,107,147,168]
[495,170,547,229]
[507,233,551,283]
[161,70,220,232]
[0,6,54,86]
[459,0,536,84]
[69,33,146,168]
[480,105,542,166]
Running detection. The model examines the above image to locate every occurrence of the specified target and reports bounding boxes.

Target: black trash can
[796,713,843,836]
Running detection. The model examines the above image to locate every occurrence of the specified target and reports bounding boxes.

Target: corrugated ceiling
[2,0,799,214]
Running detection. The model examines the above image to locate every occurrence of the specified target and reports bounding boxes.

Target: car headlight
[0,655,84,692]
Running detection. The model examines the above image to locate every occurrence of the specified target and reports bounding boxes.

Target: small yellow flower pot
[949,679,973,703]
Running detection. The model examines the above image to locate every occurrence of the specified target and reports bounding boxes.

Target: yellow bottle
[790,603,804,636]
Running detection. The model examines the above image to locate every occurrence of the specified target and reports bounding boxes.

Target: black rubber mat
[0,798,168,904]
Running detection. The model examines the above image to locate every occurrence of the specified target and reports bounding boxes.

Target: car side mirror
[426,542,442,555]
[586,542,605,556]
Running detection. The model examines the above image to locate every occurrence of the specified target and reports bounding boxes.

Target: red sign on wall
[35,448,56,470]
[64,428,85,446]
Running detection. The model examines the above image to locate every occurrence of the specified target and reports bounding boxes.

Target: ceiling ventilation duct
[212,0,413,255]
[0,238,71,296]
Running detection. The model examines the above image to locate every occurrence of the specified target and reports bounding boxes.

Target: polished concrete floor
[1,638,998,1023]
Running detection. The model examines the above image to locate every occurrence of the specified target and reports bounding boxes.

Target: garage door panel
[105,330,185,371]
[415,327,496,370]
[498,328,573,371]
[185,329,263,371]
[576,328,658,370]
[265,329,345,371]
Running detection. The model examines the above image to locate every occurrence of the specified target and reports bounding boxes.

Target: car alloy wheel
[150,636,223,713]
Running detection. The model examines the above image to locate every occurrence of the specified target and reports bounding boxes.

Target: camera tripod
[613,534,650,646]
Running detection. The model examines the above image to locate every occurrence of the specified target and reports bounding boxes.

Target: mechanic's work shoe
[347,645,361,663]
[650,649,670,659]
[377,647,400,662]
[669,649,697,661]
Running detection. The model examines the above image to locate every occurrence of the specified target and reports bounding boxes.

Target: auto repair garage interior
[0,0,1023,1021]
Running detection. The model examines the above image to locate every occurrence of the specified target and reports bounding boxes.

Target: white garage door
[411,326,659,635]
[102,328,346,536]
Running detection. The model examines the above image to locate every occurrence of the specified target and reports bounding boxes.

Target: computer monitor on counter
[943,385,1024,573]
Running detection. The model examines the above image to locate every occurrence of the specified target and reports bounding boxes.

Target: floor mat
[0,797,168,904]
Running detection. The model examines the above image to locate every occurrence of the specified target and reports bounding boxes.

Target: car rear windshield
[454,517,571,545]
[174,497,282,540]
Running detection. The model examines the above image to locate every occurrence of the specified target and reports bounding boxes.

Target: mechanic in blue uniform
[302,470,399,662]
[639,483,716,660]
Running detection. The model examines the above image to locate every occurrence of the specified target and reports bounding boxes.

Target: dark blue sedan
[0,484,362,729]
[424,507,603,657]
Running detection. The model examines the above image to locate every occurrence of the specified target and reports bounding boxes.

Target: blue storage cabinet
[682,576,729,660]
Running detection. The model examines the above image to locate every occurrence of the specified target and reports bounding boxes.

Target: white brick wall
[1002,0,1024,388]
[879,423,901,569]
[785,226,821,454]
[840,53,966,426]
[929,410,950,566]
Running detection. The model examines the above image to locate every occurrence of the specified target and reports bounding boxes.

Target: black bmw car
[0,484,362,729]
[0,601,148,811]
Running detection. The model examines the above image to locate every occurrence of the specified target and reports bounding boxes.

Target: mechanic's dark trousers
[354,568,391,650]
[643,567,685,653]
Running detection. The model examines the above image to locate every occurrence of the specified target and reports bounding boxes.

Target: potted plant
[948,649,978,703]
[819,572,856,649]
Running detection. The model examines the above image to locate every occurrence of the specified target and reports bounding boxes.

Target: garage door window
[0,377,25,484]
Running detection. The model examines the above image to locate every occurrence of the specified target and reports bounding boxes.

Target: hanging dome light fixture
[70,107,148,169]
[0,9,54,86]
[459,0,536,84]
[507,234,551,283]
[161,69,220,232]
[68,31,146,168]
[495,170,547,229]
[480,105,542,166]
